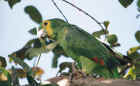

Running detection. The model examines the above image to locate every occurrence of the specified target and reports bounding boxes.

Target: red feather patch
[99,59,104,66]
[92,57,104,66]
[92,57,98,63]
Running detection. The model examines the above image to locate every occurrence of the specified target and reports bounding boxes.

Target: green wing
[58,25,120,78]
[60,25,118,64]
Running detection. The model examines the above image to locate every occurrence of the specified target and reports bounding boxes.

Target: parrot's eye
[44,22,48,26]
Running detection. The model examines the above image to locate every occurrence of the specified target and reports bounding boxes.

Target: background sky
[0,0,140,84]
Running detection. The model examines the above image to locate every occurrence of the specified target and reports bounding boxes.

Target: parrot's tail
[106,58,120,78]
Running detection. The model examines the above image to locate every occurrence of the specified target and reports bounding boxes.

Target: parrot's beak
[37,24,46,38]
[37,29,44,38]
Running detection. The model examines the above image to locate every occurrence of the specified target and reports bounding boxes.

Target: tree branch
[52,0,69,23]
[61,0,104,30]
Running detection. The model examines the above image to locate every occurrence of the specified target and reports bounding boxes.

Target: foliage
[135,31,140,43]
[0,0,140,86]
[5,0,21,9]
[24,6,43,24]
[28,27,38,35]
[119,0,134,8]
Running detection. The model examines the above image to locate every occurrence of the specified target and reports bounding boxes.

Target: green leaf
[5,0,21,9]
[0,56,7,68]
[107,34,118,45]
[9,38,41,60]
[28,27,37,35]
[137,0,140,8]
[52,45,68,68]
[10,38,49,60]
[25,38,43,48]
[127,51,140,59]
[119,0,134,8]
[127,46,140,55]
[92,29,109,38]
[103,21,110,29]
[8,55,31,72]
[33,39,42,48]
[8,56,38,85]
[24,5,43,24]
[25,48,45,59]
[0,67,12,86]
[135,31,140,43]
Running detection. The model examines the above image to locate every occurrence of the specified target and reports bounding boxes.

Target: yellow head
[42,20,53,38]
[39,18,67,39]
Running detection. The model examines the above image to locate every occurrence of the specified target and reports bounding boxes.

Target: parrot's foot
[69,62,88,82]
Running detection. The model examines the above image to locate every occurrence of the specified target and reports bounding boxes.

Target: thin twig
[61,0,104,30]
[36,54,41,67]
[52,0,69,23]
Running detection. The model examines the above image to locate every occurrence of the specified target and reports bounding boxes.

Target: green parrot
[39,18,121,78]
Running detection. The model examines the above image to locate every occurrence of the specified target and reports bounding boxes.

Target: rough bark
[71,78,140,86]
[42,76,140,86]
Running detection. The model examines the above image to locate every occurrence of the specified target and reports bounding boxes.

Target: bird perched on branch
[38,18,122,78]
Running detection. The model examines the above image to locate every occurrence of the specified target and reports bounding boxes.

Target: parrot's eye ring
[44,22,48,26]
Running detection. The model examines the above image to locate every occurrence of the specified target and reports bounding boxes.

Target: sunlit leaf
[25,48,45,59]
[119,0,134,8]
[107,34,118,45]
[127,51,140,59]
[25,38,57,59]
[123,65,136,80]
[127,46,140,55]
[28,27,37,35]
[8,55,39,85]
[7,67,44,79]
[103,21,110,29]
[8,55,30,71]
[5,0,21,9]
[135,30,140,43]
[24,5,43,24]
[92,29,109,38]
[9,38,48,61]
[0,67,11,86]
[13,69,26,78]
[31,67,44,78]
[0,56,7,68]
[24,38,47,59]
